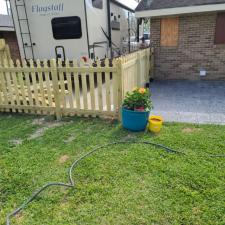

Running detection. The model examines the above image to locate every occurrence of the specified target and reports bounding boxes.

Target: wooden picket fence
[120,48,153,98]
[0,48,154,119]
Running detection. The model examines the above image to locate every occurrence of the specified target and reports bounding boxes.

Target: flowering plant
[122,87,153,111]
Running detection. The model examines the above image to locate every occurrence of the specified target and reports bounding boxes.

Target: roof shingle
[136,0,225,11]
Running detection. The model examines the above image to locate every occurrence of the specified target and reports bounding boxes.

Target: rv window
[52,16,82,40]
[92,0,103,9]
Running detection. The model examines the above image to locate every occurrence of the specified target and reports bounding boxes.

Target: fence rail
[0,48,154,119]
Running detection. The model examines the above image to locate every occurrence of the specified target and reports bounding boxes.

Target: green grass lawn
[0,113,225,225]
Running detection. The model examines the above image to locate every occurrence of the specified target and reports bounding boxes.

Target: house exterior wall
[0,31,20,61]
[151,12,225,80]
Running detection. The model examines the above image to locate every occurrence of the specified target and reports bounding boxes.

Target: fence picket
[43,60,53,109]
[89,61,95,111]
[50,59,61,120]
[116,59,123,118]
[0,63,2,108]
[22,60,34,114]
[0,63,7,111]
[65,59,73,110]
[36,60,46,113]
[96,60,103,111]
[81,73,88,110]
[58,59,66,109]
[80,60,88,111]
[105,59,111,112]
[112,59,118,114]
[30,59,40,114]
[72,59,81,111]
[4,59,14,112]
[16,60,28,113]
[10,60,21,112]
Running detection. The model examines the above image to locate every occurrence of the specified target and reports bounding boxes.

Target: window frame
[160,17,179,47]
[92,0,103,9]
[51,16,82,40]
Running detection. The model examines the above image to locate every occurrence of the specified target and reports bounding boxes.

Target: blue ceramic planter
[121,108,150,131]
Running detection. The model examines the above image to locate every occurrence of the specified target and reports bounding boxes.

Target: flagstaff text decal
[32,3,64,15]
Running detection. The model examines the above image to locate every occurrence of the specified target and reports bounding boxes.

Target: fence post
[145,49,149,81]
[5,45,11,61]
[116,58,123,120]
[0,39,11,66]
[50,59,61,120]
[136,51,142,87]
[150,48,154,80]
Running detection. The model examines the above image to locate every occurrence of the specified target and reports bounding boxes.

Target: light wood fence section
[120,48,153,98]
[0,39,11,66]
[0,48,154,119]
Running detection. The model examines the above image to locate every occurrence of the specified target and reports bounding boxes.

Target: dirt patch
[15,212,23,221]
[182,127,202,134]
[59,155,70,164]
[29,120,66,140]
[32,118,46,125]
[121,134,137,141]
[9,139,23,146]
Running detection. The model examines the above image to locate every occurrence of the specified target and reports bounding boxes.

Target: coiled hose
[6,140,225,225]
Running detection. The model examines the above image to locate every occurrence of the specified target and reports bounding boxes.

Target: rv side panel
[10,0,89,60]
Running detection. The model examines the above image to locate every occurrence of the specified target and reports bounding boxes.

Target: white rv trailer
[9,0,140,61]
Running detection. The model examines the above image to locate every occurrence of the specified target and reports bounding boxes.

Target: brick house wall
[151,12,225,80]
[0,31,20,61]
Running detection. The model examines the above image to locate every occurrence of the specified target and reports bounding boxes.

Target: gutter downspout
[128,12,131,53]
[107,0,112,58]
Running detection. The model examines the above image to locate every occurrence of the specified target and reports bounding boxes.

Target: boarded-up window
[215,13,225,44]
[160,17,179,47]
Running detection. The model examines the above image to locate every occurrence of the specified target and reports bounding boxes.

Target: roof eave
[0,26,14,32]
[135,3,225,18]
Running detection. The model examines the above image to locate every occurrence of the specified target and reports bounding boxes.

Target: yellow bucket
[148,115,163,133]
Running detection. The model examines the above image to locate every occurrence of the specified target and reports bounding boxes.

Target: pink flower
[134,106,145,111]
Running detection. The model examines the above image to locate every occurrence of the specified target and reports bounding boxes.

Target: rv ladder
[15,0,34,59]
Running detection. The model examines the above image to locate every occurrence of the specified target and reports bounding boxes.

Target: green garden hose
[5,140,224,225]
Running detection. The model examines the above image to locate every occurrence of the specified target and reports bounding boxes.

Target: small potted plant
[121,87,153,131]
